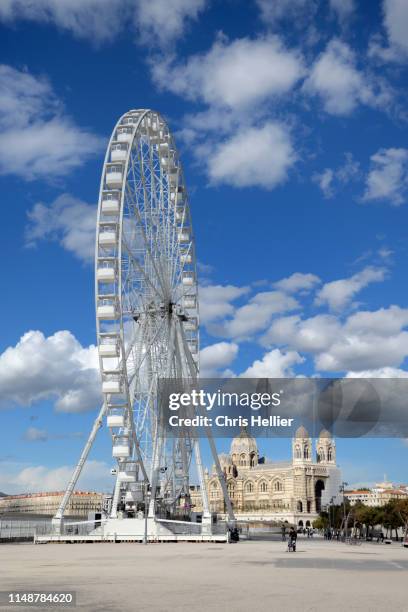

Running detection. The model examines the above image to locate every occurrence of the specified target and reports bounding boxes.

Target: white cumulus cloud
[382,0,408,57]
[0,0,126,42]
[346,366,408,378]
[0,460,111,494]
[363,147,408,205]
[207,122,296,189]
[329,0,355,21]
[0,0,207,46]
[200,342,239,377]
[0,330,101,413]
[199,284,250,324]
[134,0,207,47]
[240,348,304,377]
[25,193,96,263]
[315,266,387,311]
[152,34,304,110]
[273,272,321,294]
[264,305,408,374]
[0,65,102,179]
[304,39,392,115]
[208,290,299,340]
[256,0,309,24]
[312,152,360,199]
[263,313,340,353]
[151,34,303,190]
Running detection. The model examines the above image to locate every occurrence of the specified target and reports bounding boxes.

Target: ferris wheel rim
[95,108,200,495]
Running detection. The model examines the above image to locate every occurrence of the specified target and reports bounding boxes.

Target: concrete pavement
[0,538,407,611]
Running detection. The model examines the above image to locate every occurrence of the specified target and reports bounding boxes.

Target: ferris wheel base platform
[35,518,229,544]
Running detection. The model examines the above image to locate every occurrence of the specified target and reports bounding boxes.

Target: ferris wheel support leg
[148,317,176,518]
[148,425,166,518]
[110,474,122,518]
[52,402,106,533]
[177,319,236,526]
[193,441,210,519]
[181,435,190,500]
[174,319,211,521]
[173,324,192,504]
[205,434,236,526]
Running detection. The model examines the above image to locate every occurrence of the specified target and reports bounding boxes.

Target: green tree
[353,504,382,538]
[383,499,408,540]
[313,516,328,530]
[395,499,408,541]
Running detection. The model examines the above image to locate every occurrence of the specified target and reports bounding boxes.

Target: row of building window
[210,480,285,498]
[294,445,333,461]
[244,480,283,493]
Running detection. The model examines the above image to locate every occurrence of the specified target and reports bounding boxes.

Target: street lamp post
[143,481,150,545]
[340,482,348,536]
[329,496,335,531]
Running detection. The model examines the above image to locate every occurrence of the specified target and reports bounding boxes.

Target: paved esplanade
[0,539,407,611]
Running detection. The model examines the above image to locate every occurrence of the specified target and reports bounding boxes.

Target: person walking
[288,526,297,552]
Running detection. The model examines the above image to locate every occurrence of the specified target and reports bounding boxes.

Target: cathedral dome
[318,429,332,439]
[230,428,258,455]
[295,425,309,439]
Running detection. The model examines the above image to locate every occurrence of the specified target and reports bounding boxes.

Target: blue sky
[1,0,408,494]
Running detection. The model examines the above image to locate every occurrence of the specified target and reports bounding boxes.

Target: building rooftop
[0,491,102,500]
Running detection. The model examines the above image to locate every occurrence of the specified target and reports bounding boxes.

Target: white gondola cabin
[112,435,130,458]
[102,379,122,394]
[101,191,120,215]
[97,304,117,320]
[182,271,195,286]
[99,230,117,247]
[99,342,119,358]
[111,143,128,162]
[97,266,116,283]
[107,409,125,428]
[105,164,123,188]
[116,126,133,142]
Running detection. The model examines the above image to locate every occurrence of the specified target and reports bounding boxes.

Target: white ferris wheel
[53,109,234,532]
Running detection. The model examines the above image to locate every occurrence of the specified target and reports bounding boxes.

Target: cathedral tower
[316,429,336,465]
[292,425,312,464]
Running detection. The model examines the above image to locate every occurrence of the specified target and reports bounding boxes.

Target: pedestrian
[288,526,297,552]
[281,525,286,541]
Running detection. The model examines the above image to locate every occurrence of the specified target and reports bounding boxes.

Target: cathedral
[197,426,342,527]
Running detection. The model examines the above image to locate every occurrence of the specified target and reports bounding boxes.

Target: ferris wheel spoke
[124,182,168,299]
[172,241,193,293]
[134,146,170,298]
[121,237,164,303]
[133,376,155,441]
[126,316,167,389]
[169,211,193,296]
